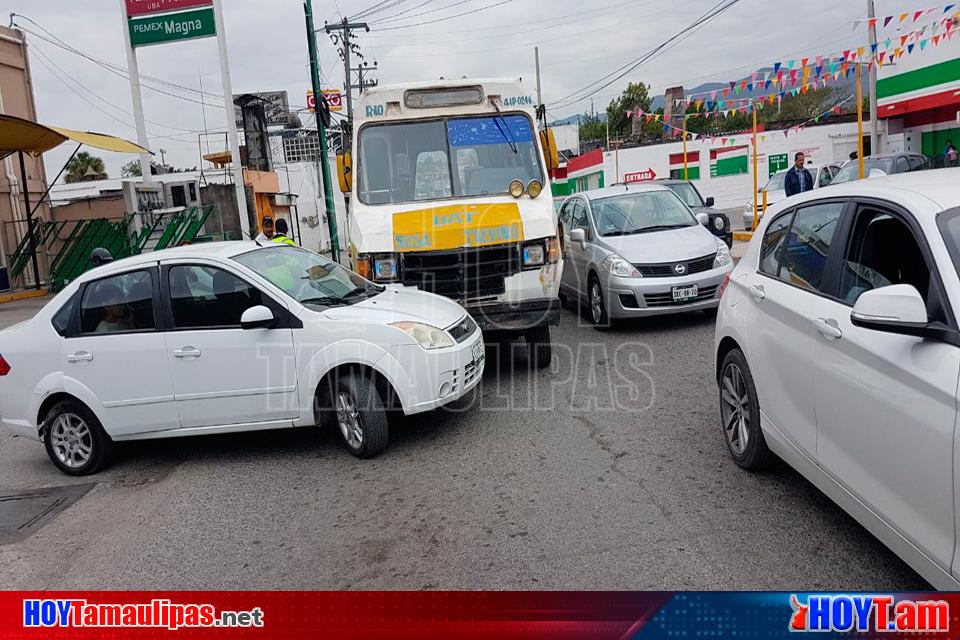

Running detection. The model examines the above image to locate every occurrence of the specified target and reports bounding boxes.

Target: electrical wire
[372,0,439,23]
[373,0,514,31]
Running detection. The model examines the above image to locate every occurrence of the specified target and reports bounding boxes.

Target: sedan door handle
[748,284,765,301]
[813,317,843,341]
[173,346,202,359]
[66,351,93,363]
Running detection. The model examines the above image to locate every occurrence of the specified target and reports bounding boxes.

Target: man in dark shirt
[784,152,814,198]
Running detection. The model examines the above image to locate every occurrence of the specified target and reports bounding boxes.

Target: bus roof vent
[404,86,483,109]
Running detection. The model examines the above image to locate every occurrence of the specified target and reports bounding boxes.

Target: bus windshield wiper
[492,103,519,155]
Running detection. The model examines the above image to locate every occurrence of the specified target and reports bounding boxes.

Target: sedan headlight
[714,240,733,268]
[389,322,455,350]
[601,254,641,278]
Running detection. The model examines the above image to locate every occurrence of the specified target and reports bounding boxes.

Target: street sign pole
[211,0,250,239]
[119,0,152,183]
[305,0,340,263]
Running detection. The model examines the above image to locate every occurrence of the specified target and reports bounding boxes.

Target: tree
[577,111,606,143]
[65,151,106,183]
[606,82,652,138]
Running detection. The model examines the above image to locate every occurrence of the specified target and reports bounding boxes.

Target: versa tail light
[0,354,10,376]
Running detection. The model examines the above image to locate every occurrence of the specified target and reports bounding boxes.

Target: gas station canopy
[0,114,151,160]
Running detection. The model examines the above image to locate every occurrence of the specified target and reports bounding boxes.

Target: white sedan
[716,168,960,589]
[0,243,485,475]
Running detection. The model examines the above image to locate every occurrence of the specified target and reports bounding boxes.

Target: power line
[354,0,407,19]
[373,0,514,31]
[373,0,477,24]
[549,0,745,110]
[373,0,439,22]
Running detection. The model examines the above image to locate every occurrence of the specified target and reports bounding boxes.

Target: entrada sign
[125,0,212,17]
[624,169,657,183]
[128,6,216,47]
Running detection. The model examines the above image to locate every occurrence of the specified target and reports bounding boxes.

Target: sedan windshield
[357,114,544,205]
[234,246,381,307]
[832,158,895,184]
[592,191,696,236]
[764,172,787,191]
[664,183,703,208]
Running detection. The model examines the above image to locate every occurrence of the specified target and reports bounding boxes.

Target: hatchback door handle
[813,317,842,340]
[66,351,93,364]
[173,346,202,359]
[748,284,765,301]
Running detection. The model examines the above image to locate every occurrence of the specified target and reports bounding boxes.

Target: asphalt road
[0,297,926,589]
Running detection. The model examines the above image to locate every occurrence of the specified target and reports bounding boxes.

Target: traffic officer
[272,219,296,246]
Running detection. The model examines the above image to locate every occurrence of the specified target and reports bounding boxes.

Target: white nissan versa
[0,243,485,475]
[715,169,960,589]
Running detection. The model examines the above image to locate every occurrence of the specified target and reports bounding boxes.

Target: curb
[0,289,49,304]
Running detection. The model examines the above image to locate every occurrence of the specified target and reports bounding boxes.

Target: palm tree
[65,151,107,183]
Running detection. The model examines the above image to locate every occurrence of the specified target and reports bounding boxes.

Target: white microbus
[341,78,562,367]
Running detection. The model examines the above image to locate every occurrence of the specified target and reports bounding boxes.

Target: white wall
[597,121,863,210]
[277,157,349,256]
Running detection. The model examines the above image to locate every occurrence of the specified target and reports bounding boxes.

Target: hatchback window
[766,202,844,294]
[80,270,155,335]
[895,157,910,173]
[838,210,933,311]
[169,265,264,329]
[759,212,794,277]
[908,155,927,172]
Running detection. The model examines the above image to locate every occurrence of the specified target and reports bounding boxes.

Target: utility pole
[305,0,340,262]
[350,61,378,92]
[534,46,542,107]
[867,0,880,155]
[325,18,369,125]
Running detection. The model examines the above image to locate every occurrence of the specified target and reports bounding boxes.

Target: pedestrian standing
[784,152,814,197]
[271,219,296,246]
[255,215,275,243]
[946,139,959,166]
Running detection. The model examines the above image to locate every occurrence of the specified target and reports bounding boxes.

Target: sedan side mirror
[704,196,715,207]
[696,212,709,227]
[569,228,586,248]
[240,305,276,330]
[850,285,933,338]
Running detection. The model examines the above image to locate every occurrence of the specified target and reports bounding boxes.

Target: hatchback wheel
[719,349,772,470]
[588,276,610,329]
[335,372,388,458]
[43,400,112,476]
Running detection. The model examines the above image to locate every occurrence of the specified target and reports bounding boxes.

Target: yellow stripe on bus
[392,203,524,252]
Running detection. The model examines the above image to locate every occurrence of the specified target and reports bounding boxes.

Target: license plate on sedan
[672,284,699,302]
[472,338,485,364]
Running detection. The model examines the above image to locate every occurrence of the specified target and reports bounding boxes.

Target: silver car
[558,184,735,327]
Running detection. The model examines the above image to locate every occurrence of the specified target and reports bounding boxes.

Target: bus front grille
[400,244,521,301]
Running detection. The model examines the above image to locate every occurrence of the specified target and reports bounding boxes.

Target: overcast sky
[7,0,900,179]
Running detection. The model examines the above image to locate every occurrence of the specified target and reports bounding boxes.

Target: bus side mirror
[540,129,559,172]
[336,152,352,193]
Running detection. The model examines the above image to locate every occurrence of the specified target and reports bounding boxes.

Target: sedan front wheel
[335,372,389,459]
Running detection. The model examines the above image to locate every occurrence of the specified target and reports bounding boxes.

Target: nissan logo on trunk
[674,264,687,274]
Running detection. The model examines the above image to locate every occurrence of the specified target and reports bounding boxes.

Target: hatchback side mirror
[241,305,275,330]
[704,196,715,207]
[851,285,933,338]
[696,212,709,227]
[569,228,586,247]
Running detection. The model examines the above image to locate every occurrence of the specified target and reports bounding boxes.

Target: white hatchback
[0,243,485,475]
[716,168,960,589]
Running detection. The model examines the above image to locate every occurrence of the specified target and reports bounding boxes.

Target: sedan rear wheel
[719,349,772,470]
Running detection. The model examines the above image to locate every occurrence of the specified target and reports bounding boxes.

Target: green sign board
[129,6,216,47]
[768,153,788,178]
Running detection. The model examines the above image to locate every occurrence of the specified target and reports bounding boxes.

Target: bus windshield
[357,113,544,205]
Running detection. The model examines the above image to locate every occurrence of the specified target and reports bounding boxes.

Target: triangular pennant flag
[884,15,894,27]
[869,17,877,29]
[915,10,924,21]
[899,12,909,22]
[721,138,728,145]
[870,43,879,54]
[857,46,865,59]
[773,61,782,74]
[908,43,915,53]
[801,57,809,67]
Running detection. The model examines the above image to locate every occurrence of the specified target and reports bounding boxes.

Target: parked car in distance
[558,184,734,328]
[743,163,841,230]
[0,243,486,475]
[714,168,960,589]
[657,178,733,247]
[830,152,929,185]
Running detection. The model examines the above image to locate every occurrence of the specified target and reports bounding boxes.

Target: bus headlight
[374,256,398,281]
[509,180,525,198]
[527,180,543,198]
[523,244,545,267]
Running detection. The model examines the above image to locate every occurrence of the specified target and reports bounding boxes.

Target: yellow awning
[0,114,151,160]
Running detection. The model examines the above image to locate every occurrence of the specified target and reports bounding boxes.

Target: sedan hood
[323,287,466,329]
[600,225,720,264]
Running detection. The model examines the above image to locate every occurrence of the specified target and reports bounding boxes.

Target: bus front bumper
[466,298,560,332]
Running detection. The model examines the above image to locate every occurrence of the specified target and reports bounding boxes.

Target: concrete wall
[593,121,863,211]
[277,159,348,259]
[51,196,126,222]
[200,184,242,240]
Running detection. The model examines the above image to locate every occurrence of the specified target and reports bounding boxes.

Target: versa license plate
[672,284,699,302]
[472,338,485,364]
